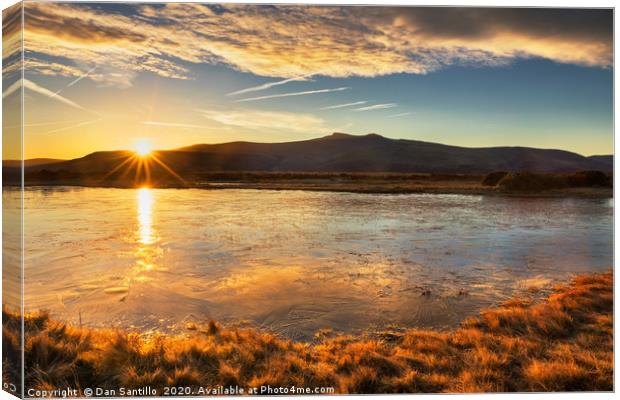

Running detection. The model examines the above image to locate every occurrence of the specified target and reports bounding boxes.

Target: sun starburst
[134,139,152,156]
[99,141,186,187]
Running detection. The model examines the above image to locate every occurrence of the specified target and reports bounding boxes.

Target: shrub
[497,171,612,193]
[567,171,612,188]
[481,171,508,186]
[497,172,566,192]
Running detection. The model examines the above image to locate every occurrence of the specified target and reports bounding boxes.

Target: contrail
[67,66,97,88]
[143,121,221,129]
[227,73,314,96]
[3,79,100,115]
[2,80,21,99]
[14,79,86,110]
[236,87,350,102]
[3,119,86,129]
[51,66,97,98]
[388,112,413,118]
[320,101,367,110]
[45,118,102,135]
[353,103,398,112]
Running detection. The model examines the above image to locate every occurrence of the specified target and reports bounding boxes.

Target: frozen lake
[11,187,613,340]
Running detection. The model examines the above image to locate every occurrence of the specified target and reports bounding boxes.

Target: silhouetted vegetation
[28,169,83,181]
[498,172,561,192]
[192,171,481,183]
[567,171,613,187]
[481,171,508,186]
[480,170,612,193]
[3,272,612,393]
[5,163,612,197]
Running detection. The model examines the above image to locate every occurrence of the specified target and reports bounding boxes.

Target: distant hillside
[3,158,65,168]
[5,133,613,186]
[587,155,613,170]
[171,132,613,173]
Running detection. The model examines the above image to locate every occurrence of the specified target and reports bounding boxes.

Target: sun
[134,139,152,156]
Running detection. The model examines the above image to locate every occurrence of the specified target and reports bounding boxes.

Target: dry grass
[3,272,613,393]
[17,169,612,197]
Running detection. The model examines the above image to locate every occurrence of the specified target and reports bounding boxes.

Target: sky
[1,2,614,160]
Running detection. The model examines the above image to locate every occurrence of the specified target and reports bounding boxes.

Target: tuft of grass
[3,271,613,393]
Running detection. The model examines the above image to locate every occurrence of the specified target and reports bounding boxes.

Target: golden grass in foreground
[3,272,613,394]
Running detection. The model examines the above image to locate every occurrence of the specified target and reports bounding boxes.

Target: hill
[2,158,65,168]
[15,133,613,177]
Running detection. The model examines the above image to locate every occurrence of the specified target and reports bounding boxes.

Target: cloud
[196,109,325,133]
[354,103,398,111]
[236,87,350,102]
[389,112,413,118]
[45,118,102,135]
[2,4,22,67]
[13,3,612,87]
[1,80,20,99]
[2,79,86,111]
[49,66,97,99]
[321,101,367,110]
[65,66,97,88]
[143,121,219,129]
[227,73,315,96]
[25,80,86,110]
[4,119,89,129]
[24,59,89,79]
[18,3,192,86]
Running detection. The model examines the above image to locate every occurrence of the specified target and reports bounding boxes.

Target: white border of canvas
[0,1,615,400]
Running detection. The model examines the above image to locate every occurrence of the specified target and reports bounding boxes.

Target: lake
[11,187,613,340]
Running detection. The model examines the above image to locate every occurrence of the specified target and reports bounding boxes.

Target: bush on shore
[480,170,612,193]
[2,272,613,394]
[481,171,508,186]
[567,171,612,188]
[497,172,564,192]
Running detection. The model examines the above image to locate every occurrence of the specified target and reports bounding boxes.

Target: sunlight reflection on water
[133,188,164,282]
[137,187,155,245]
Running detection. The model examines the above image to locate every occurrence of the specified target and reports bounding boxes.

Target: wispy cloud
[23,59,88,80]
[2,80,21,99]
[4,119,88,129]
[25,80,87,111]
[353,103,398,112]
[196,109,324,133]
[3,79,86,111]
[389,112,413,118]
[17,3,611,86]
[227,74,314,96]
[50,66,97,99]
[65,66,97,88]
[236,87,350,102]
[143,121,219,129]
[45,118,102,135]
[320,101,367,110]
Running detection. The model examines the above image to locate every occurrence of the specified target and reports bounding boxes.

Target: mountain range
[3,133,613,182]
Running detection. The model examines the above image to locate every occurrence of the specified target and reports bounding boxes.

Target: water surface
[16,187,613,340]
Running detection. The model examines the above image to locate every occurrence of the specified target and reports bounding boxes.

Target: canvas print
[1,1,614,397]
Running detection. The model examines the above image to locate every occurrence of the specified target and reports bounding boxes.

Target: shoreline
[7,181,614,198]
[3,271,613,393]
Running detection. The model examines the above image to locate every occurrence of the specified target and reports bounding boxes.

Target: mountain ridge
[5,133,613,175]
